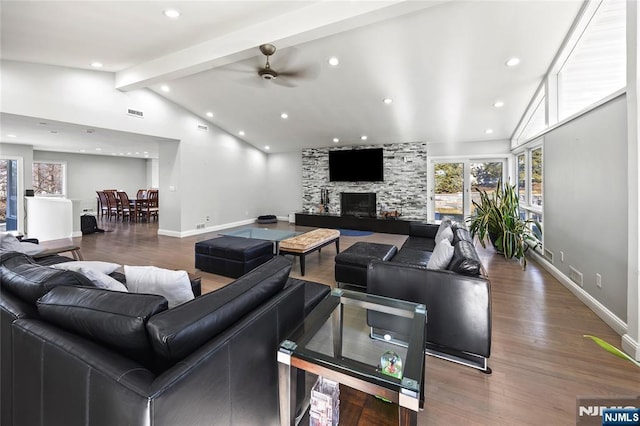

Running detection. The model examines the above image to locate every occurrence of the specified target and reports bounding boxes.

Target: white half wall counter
[25,197,73,241]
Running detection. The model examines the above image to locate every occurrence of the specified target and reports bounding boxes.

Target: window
[517,89,546,143]
[512,0,626,147]
[515,144,543,247]
[32,161,66,196]
[430,158,506,223]
[557,0,626,120]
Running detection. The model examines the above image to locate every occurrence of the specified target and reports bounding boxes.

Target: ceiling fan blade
[277,64,320,80]
[272,77,298,88]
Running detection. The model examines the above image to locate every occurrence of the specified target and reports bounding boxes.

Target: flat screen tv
[329,148,384,182]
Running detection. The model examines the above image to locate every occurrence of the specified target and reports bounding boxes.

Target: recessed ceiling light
[264,146,270,150]
[328,57,339,66]
[493,100,505,108]
[111,153,117,156]
[144,154,149,158]
[163,9,180,19]
[280,113,288,119]
[238,130,245,136]
[333,138,339,143]
[505,57,520,67]
[80,149,86,153]
[127,152,132,155]
[160,85,170,92]
[485,128,494,134]
[135,152,140,155]
[91,62,103,68]
[383,98,393,104]
[206,112,214,118]
[7,134,16,138]
[143,151,149,154]
[361,135,368,141]
[119,153,124,156]
[95,147,102,151]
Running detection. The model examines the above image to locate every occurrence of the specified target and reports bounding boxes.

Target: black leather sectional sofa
[0,252,330,426]
[339,221,492,373]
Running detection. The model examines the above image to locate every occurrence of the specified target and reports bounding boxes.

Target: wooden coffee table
[278,288,426,426]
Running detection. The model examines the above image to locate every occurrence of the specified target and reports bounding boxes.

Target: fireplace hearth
[341,192,377,218]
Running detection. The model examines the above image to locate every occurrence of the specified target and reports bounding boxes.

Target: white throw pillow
[434,219,452,243]
[124,266,194,309]
[0,233,45,256]
[427,239,454,270]
[435,225,454,244]
[75,266,128,292]
[52,261,121,275]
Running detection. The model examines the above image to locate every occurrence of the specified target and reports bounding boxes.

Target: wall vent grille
[127,108,144,118]
[544,248,554,263]
[197,124,209,132]
[569,266,583,287]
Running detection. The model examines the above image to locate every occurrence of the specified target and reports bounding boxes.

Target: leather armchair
[366,259,492,373]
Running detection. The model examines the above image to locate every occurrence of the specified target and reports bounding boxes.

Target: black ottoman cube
[334,242,397,290]
[195,236,274,278]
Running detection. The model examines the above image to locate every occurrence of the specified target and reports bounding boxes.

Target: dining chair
[136,189,147,199]
[141,189,159,221]
[104,190,120,221]
[96,191,109,217]
[117,191,135,222]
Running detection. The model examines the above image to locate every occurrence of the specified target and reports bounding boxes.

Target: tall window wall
[515,142,543,246]
[513,0,626,146]
[32,161,66,197]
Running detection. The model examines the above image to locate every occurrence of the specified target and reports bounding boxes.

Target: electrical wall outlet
[196,223,205,229]
[596,273,602,288]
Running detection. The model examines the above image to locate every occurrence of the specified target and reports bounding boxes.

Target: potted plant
[466,178,540,268]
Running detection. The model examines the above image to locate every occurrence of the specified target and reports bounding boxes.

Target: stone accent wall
[301,142,428,220]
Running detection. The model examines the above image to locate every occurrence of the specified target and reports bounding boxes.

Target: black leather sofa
[348,222,492,373]
[1,252,330,426]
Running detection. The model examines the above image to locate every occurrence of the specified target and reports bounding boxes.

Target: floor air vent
[569,266,583,287]
[127,108,144,118]
[544,249,554,263]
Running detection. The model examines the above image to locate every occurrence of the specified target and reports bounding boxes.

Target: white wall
[264,151,303,218]
[1,60,270,235]
[32,150,148,212]
[428,139,511,157]
[544,94,628,320]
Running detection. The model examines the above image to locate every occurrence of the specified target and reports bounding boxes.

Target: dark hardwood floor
[44,217,640,425]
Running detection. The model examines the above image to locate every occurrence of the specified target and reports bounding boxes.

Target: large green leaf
[583,335,640,368]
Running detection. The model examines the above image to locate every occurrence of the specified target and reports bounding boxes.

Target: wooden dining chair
[104,190,120,220]
[117,191,135,222]
[96,191,109,217]
[141,189,159,221]
[136,189,147,199]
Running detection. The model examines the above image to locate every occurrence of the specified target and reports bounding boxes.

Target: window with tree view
[33,162,66,196]
[434,162,464,222]
[471,161,503,215]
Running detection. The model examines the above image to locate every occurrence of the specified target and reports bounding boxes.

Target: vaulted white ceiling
[1,0,584,155]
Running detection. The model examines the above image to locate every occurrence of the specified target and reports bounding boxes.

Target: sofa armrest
[366,260,491,358]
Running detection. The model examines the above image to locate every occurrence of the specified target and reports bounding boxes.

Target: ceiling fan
[254,43,317,87]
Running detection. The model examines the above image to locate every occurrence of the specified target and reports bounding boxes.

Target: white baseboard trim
[158,218,258,238]
[529,251,628,336]
[72,231,82,238]
[622,334,640,362]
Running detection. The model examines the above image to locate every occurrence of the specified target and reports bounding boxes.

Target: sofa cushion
[146,256,292,362]
[124,266,194,308]
[391,248,432,267]
[435,225,453,244]
[36,286,168,366]
[0,252,95,303]
[447,240,482,276]
[434,219,452,242]
[427,239,454,270]
[74,266,128,292]
[51,260,121,275]
[452,228,474,246]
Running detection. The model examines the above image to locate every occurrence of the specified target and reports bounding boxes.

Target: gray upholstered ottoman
[334,242,397,290]
[195,236,274,278]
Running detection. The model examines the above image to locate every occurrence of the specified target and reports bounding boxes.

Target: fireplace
[341,192,377,218]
